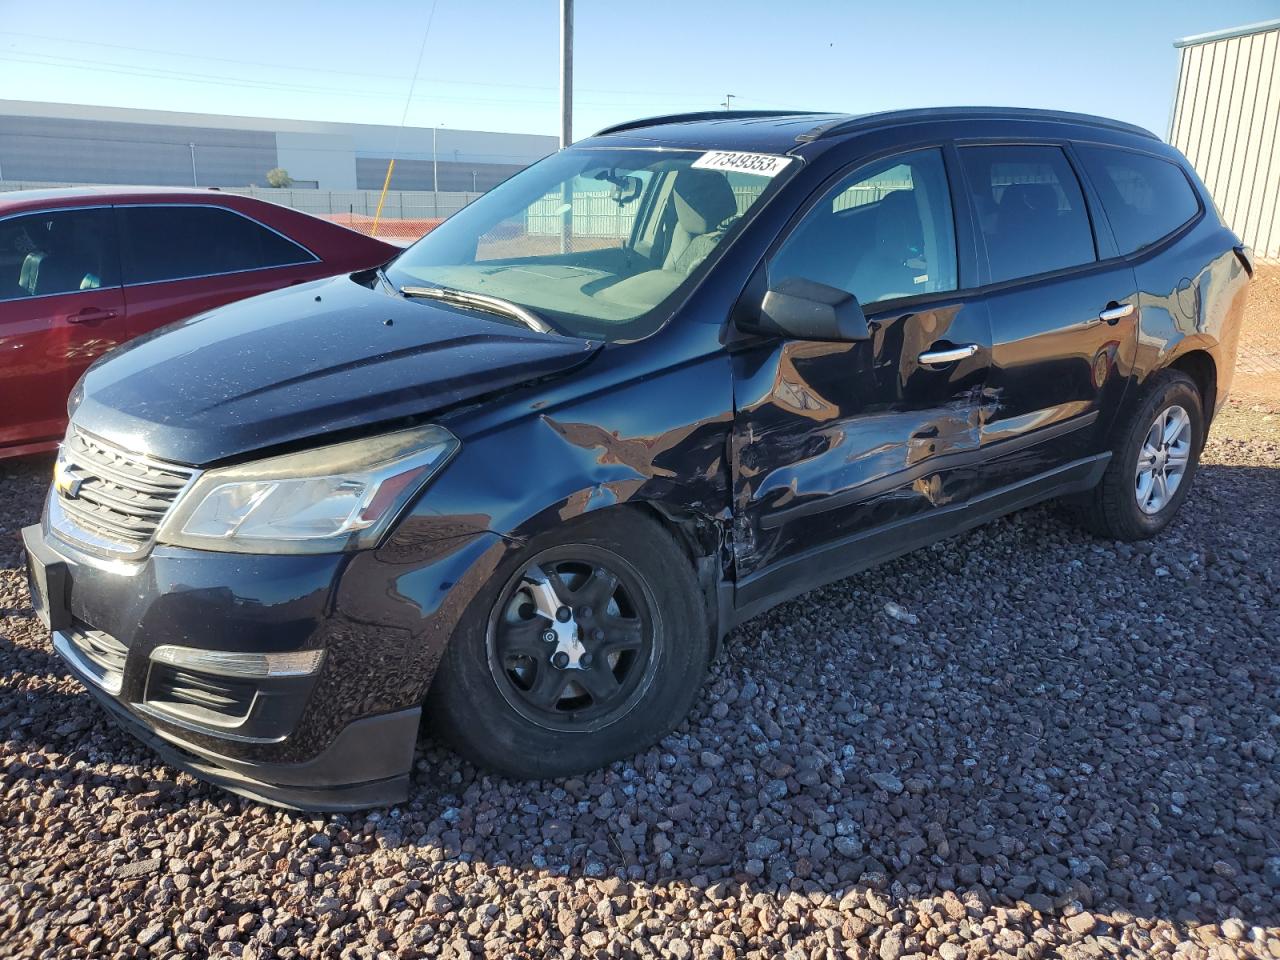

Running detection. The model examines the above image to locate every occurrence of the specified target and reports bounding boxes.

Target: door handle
[918,343,979,365]
[66,307,118,324]
[1098,303,1135,325]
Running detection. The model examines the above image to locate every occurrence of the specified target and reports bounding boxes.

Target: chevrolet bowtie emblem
[53,460,85,500]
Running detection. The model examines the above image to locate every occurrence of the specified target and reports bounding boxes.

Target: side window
[1075,146,1200,255]
[119,206,313,285]
[0,208,119,302]
[770,148,957,308]
[959,145,1096,283]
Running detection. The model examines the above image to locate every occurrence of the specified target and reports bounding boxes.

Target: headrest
[999,183,1059,215]
[672,169,738,235]
[873,189,921,254]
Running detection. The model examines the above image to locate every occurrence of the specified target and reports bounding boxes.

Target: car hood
[72,275,600,465]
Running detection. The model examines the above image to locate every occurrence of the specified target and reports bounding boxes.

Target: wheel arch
[1166,348,1218,431]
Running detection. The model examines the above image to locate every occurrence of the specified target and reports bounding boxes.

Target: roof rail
[594,110,823,137]
[796,106,1159,143]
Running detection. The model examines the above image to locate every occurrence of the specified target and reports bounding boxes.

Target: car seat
[848,189,926,304]
[662,169,739,275]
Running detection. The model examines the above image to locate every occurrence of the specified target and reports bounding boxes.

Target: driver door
[729,147,994,610]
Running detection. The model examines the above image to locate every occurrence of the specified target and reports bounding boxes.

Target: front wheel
[1065,369,1204,541]
[426,510,710,779]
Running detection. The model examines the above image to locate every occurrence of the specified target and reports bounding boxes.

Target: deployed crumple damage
[347,352,740,720]
[730,390,987,570]
[539,411,732,512]
[729,301,993,577]
[740,397,986,507]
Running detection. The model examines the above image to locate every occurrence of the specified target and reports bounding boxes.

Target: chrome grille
[51,428,196,556]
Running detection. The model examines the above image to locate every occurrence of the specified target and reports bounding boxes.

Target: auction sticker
[692,151,792,178]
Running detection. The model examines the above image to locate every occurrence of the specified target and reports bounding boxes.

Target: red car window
[119,205,315,285]
[0,208,120,302]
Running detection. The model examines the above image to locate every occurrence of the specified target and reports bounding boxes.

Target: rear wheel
[1065,370,1204,541]
[427,510,709,778]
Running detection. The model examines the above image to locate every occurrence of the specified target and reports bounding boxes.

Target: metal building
[0,99,557,193]
[1169,19,1280,260]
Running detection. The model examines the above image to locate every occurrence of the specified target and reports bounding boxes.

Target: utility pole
[721,94,736,111]
[559,0,573,148]
[559,0,574,252]
[188,142,198,186]
[432,126,438,194]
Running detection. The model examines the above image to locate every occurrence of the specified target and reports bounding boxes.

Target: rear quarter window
[119,205,314,285]
[1075,146,1201,255]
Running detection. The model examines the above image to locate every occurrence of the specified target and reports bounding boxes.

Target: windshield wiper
[399,285,553,334]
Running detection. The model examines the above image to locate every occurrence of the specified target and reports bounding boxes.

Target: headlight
[156,425,459,554]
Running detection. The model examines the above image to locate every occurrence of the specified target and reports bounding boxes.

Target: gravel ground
[2,401,1279,960]
[1233,264,1280,404]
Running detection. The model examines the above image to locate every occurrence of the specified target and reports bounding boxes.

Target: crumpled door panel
[730,300,993,578]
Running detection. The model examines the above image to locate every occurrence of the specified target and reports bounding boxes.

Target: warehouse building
[0,99,556,193]
[1169,19,1280,260]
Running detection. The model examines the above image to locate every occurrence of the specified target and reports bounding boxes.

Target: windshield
[385,147,789,341]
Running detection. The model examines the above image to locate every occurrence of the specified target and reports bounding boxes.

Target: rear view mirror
[753,277,870,342]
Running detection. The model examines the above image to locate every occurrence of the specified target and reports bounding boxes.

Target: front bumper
[21,522,447,810]
[61,656,418,811]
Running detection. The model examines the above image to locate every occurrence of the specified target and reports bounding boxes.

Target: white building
[0,99,557,193]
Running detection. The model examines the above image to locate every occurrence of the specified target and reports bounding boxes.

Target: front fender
[344,353,737,712]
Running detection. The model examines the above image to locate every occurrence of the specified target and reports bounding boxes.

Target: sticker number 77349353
[691,151,793,178]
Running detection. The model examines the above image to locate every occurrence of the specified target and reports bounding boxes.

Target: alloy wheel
[1135,404,1192,515]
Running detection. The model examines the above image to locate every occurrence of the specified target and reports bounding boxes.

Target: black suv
[23,108,1253,810]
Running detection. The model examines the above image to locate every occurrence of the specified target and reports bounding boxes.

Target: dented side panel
[357,343,739,699]
[729,298,993,577]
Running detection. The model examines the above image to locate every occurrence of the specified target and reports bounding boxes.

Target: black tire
[426,509,710,779]
[1064,369,1204,541]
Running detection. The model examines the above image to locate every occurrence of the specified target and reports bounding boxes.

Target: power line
[0,29,410,83]
[0,38,723,102]
[374,0,440,233]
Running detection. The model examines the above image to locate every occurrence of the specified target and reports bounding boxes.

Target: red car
[0,188,397,459]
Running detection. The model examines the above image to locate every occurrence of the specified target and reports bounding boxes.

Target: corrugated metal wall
[1170,22,1280,259]
[0,115,277,188]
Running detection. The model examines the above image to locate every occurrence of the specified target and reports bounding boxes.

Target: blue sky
[0,1,1276,140]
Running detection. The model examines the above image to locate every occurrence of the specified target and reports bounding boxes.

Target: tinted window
[770,148,958,307]
[1076,146,1200,254]
[0,208,119,302]
[960,145,1096,283]
[120,206,313,285]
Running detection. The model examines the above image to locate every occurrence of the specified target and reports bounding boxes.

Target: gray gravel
[2,402,1279,960]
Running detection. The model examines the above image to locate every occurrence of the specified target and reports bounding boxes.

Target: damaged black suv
[24,108,1252,809]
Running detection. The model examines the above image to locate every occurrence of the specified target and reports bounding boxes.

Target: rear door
[730,146,993,605]
[0,207,127,451]
[957,143,1140,488]
[116,203,320,337]
[1072,143,1212,377]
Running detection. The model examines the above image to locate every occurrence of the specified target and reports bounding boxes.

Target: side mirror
[751,277,870,342]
